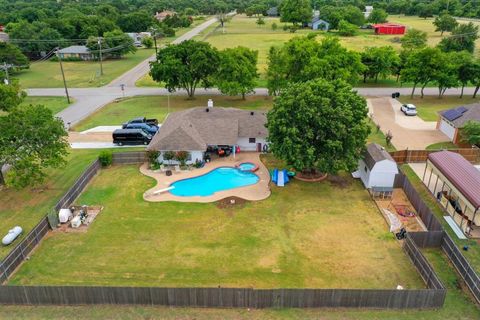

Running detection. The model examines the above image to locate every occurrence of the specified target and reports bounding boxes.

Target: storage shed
[373,23,406,35]
[422,151,480,237]
[357,143,399,192]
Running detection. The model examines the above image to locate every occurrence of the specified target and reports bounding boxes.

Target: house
[309,17,330,31]
[437,104,480,144]
[373,23,406,35]
[0,32,8,43]
[364,6,373,18]
[154,11,176,22]
[422,151,480,237]
[266,7,279,17]
[357,143,399,192]
[57,45,98,61]
[147,102,268,164]
[126,32,152,46]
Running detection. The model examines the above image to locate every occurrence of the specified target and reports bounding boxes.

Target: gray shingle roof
[148,107,267,151]
[440,103,480,128]
[363,143,395,170]
[58,45,90,54]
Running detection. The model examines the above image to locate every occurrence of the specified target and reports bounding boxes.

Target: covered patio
[422,151,480,238]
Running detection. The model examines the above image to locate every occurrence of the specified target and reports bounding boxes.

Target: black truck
[123,117,158,127]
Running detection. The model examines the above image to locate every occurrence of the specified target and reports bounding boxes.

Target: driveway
[369,97,449,150]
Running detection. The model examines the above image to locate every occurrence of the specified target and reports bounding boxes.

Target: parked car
[125,117,158,126]
[112,129,152,146]
[401,104,418,116]
[122,122,158,134]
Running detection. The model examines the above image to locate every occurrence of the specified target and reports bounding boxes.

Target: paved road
[27,86,478,127]
[107,17,220,88]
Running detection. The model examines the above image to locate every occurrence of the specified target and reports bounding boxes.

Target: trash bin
[391,93,396,98]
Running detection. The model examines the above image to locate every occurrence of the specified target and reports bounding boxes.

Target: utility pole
[98,37,104,76]
[56,47,71,104]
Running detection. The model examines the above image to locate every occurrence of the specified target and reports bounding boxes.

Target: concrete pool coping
[141,152,271,203]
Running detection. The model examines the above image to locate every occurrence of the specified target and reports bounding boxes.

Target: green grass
[73,95,274,131]
[399,96,480,121]
[21,96,72,115]
[426,141,459,150]
[14,49,155,88]
[402,164,480,275]
[367,120,396,151]
[9,155,422,288]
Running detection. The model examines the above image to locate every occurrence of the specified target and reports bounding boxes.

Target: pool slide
[271,169,289,187]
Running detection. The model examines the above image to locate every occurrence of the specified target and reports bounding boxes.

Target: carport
[422,151,480,238]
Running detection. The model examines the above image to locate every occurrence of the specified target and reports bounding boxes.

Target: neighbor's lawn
[426,141,459,150]
[10,155,422,288]
[14,49,155,88]
[402,165,480,275]
[21,96,72,115]
[399,96,480,121]
[73,95,274,131]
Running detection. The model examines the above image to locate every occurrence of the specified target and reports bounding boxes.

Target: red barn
[373,23,406,35]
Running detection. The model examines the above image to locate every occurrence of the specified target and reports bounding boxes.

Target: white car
[401,104,418,116]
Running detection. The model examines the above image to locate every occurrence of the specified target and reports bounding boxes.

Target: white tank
[2,226,22,246]
[71,216,81,228]
[59,208,73,223]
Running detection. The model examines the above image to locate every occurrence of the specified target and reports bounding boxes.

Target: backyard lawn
[399,96,480,121]
[10,155,422,288]
[21,96,72,115]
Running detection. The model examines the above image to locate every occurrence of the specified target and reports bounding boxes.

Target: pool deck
[141,152,271,203]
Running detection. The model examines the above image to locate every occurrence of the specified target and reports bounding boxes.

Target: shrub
[283,24,289,31]
[288,25,298,33]
[174,151,190,166]
[162,27,175,37]
[385,130,393,146]
[256,17,265,25]
[271,22,278,31]
[141,37,154,48]
[99,151,113,167]
[163,151,175,162]
[338,20,358,36]
[147,150,160,164]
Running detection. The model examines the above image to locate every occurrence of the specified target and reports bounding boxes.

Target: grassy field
[10,154,422,288]
[21,96,72,115]
[2,248,480,319]
[0,150,101,259]
[14,48,155,88]
[399,96,480,121]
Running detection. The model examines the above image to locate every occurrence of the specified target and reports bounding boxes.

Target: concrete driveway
[369,97,449,150]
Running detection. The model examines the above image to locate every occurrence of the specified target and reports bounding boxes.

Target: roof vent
[250,111,254,116]
[206,108,209,112]
[207,99,213,108]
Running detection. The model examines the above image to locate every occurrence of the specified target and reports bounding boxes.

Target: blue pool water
[170,167,259,197]
[238,162,255,171]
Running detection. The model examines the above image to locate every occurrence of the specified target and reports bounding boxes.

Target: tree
[280,0,311,26]
[87,30,136,59]
[256,17,265,26]
[319,5,344,29]
[438,22,479,53]
[433,13,458,36]
[141,37,154,49]
[118,11,155,32]
[417,3,434,19]
[266,46,288,96]
[0,83,26,112]
[342,5,365,26]
[266,79,370,175]
[361,46,400,83]
[216,47,258,99]
[0,43,29,71]
[0,104,68,187]
[433,51,459,98]
[461,121,480,146]
[338,20,358,36]
[150,40,219,98]
[457,55,478,98]
[471,59,480,98]
[271,22,278,31]
[401,28,428,50]
[368,8,388,24]
[401,47,445,98]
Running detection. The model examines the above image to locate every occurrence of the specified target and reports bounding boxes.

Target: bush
[338,20,358,36]
[147,150,160,164]
[141,37,154,49]
[174,151,190,166]
[163,151,175,162]
[256,17,265,25]
[99,151,113,167]
[271,22,278,31]
[283,24,289,31]
[288,25,298,33]
[162,27,175,37]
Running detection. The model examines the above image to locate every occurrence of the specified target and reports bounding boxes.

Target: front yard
[9,155,422,289]
[399,96,480,122]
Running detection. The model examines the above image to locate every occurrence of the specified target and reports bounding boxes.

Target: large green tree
[438,22,479,53]
[361,46,400,83]
[280,0,311,26]
[401,28,428,50]
[433,13,458,36]
[266,46,288,96]
[461,121,480,146]
[87,29,136,59]
[368,8,388,24]
[216,47,258,99]
[0,83,26,112]
[0,103,68,188]
[0,43,29,71]
[266,79,370,174]
[118,11,155,32]
[150,40,219,98]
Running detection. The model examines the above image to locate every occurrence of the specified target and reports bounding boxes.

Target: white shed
[358,143,398,189]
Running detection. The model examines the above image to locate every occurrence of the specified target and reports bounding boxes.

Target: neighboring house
[373,23,406,35]
[57,45,98,61]
[266,7,279,17]
[147,103,268,164]
[154,10,176,22]
[357,143,399,190]
[126,32,152,42]
[364,6,373,18]
[437,104,480,144]
[307,10,330,31]
[0,32,8,42]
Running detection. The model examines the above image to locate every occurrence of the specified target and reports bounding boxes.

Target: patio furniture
[175,165,181,173]
[166,170,172,176]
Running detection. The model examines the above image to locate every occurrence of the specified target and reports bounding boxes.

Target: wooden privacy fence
[112,151,147,165]
[390,148,480,164]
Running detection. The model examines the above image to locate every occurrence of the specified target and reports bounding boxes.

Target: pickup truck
[122,122,159,134]
[124,117,159,126]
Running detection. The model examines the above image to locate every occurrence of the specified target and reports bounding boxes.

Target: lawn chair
[175,165,181,173]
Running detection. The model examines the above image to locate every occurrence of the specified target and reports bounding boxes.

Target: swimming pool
[170,167,259,197]
[238,162,256,171]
